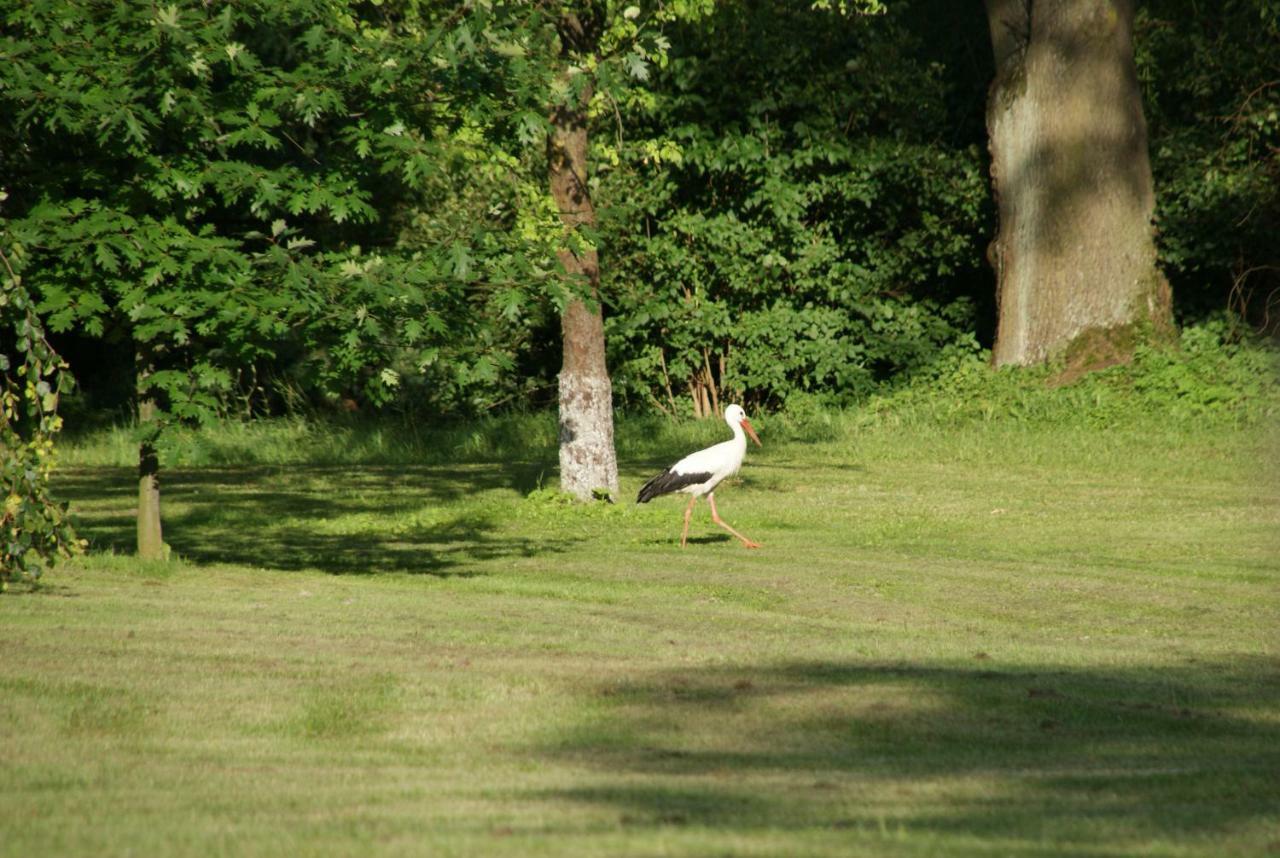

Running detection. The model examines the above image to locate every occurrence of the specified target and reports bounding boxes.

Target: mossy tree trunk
[548,5,619,501]
[136,353,164,560]
[985,0,1172,368]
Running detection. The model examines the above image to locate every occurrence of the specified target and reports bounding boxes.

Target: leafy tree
[468,0,704,498]
[0,0,478,555]
[544,2,619,501]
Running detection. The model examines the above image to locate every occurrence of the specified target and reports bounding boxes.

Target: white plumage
[637,404,762,548]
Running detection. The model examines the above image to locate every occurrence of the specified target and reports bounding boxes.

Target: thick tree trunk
[548,52,618,501]
[985,0,1172,368]
[135,359,164,560]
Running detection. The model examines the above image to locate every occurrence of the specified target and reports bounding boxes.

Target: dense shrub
[1137,0,1280,329]
[598,0,991,414]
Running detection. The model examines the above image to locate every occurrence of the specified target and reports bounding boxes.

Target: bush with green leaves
[1137,0,1280,327]
[1,228,80,588]
[598,1,991,413]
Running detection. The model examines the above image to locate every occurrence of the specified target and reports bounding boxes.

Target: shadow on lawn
[540,658,1280,844]
[57,463,561,576]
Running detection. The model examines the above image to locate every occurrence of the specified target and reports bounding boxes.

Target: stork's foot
[706,493,760,550]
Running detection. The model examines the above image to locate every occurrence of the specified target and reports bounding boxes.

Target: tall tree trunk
[135,355,164,560]
[547,10,618,500]
[985,0,1172,368]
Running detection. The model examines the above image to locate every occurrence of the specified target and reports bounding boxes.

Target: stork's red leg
[707,492,761,549]
[680,494,697,548]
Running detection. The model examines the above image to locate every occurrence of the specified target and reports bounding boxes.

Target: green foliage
[1136,0,1280,327]
[0,226,81,588]
[859,321,1279,431]
[0,0,513,429]
[599,1,990,412]
[56,319,1276,476]
[7,0,1276,439]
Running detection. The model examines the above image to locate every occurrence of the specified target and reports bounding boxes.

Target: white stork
[636,403,763,549]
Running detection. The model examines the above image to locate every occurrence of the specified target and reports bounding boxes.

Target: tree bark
[548,9,619,500]
[985,0,1172,368]
[136,357,164,560]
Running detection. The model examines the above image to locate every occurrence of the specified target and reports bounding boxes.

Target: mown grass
[3,396,1279,856]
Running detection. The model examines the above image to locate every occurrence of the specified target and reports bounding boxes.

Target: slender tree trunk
[703,349,720,417]
[135,355,164,560]
[985,0,1172,368]
[548,9,618,500]
[690,378,708,419]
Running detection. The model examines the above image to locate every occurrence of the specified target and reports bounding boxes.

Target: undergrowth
[844,318,1277,432]
[56,321,1277,469]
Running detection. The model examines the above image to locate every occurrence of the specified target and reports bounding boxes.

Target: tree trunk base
[137,441,164,560]
[558,369,619,501]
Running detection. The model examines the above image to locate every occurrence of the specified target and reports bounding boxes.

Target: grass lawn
[2,417,1278,856]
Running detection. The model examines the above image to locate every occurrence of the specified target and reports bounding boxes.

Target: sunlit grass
[3,411,1278,856]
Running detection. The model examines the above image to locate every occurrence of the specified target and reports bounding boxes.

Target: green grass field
[3,414,1278,856]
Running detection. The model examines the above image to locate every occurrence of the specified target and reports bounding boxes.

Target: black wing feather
[636,468,714,503]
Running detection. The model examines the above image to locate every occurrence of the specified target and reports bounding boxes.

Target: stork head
[725,403,761,446]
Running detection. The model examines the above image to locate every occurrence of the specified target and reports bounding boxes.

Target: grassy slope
[2,416,1278,857]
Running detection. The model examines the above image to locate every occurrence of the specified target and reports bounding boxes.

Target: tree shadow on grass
[56,463,564,576]
[538,658,1280,847]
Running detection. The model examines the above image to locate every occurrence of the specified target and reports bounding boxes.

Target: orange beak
[741,417,761,446]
